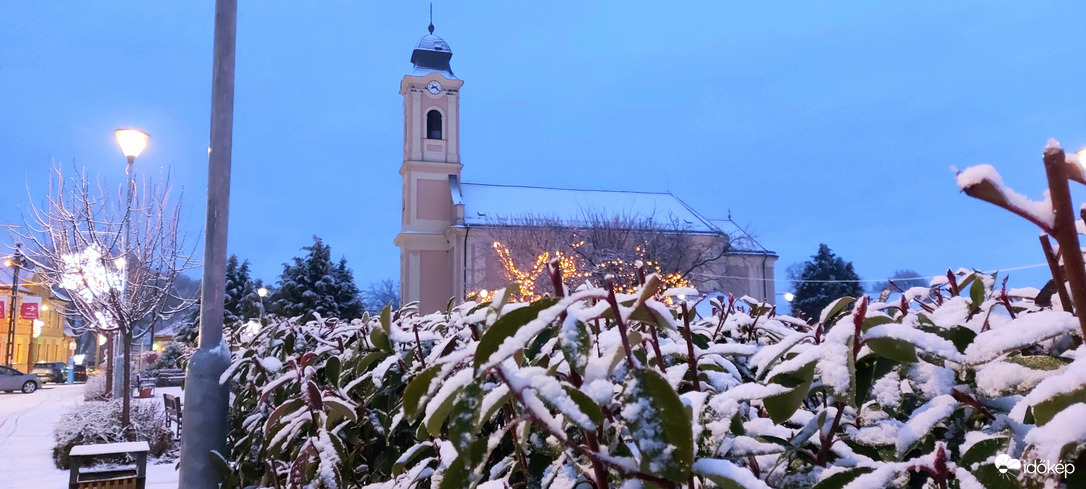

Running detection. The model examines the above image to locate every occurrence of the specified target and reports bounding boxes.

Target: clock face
[427,80,442,94]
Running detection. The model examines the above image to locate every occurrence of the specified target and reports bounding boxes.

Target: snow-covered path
[0,383,181,488]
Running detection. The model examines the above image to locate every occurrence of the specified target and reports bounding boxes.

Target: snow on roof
[0,267,33,294]
[457,182,721,233]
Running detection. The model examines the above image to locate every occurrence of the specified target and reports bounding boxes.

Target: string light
[481,240,691,301]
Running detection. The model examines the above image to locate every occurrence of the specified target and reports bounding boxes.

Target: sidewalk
[0,382,181,488]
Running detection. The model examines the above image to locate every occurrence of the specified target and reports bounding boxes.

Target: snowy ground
[0,382,182,488]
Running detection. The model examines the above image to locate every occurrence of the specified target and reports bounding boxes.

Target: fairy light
[485,240,690,301]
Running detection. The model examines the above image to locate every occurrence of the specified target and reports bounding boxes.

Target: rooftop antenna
[428,3,434,34]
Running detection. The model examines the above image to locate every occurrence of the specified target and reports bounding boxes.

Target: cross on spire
[428,3,434,34]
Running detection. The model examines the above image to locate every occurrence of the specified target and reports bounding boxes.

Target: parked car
[73,365,87,382]
[31,361,68,383]
[0,365,41,393]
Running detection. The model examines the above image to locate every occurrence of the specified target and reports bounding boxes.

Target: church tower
[394,24,464,313]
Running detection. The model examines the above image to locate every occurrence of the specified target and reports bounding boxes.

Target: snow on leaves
[217,269,1084,488]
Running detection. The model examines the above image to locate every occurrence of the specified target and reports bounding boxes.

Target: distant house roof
[0,267,33,294]
[455,181,721,234]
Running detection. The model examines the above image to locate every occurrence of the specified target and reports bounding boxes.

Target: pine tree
[274,236,363,321]
[223,255,260,327]
[790,244,864,321]
[333,258,364,319]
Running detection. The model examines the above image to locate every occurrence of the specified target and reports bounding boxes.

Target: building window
[427,110,443,140]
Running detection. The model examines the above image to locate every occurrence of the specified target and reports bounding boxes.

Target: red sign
[0,299,5,319]
[20,297,40,320]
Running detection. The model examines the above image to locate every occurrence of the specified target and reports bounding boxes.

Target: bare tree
[363,278,400,312]
[482,209,729,298]
[18,166,194,426]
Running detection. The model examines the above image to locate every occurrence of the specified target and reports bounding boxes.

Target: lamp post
[112,128,148,398]
[4,243,26,367]
[257,286,268,323]
[180,1,237,485]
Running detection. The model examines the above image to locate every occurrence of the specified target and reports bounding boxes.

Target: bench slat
[69,441,150,457]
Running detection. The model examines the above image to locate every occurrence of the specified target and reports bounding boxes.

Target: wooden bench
[134,374,156,398]
[163,394,183,440]
[156,368,186,387]
[68,441,149,489]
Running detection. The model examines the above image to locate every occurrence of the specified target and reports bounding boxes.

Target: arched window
[427,110,443,140]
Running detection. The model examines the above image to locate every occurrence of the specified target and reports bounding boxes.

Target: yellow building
[1,268,75,371]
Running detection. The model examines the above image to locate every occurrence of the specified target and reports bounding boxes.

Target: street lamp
[257,287,268,323]
[114,129,149,165]
[4,243,27,367]
[111,128,149,399]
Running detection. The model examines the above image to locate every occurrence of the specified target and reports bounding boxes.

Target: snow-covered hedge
[83,372,108,401]
[53,399,175,469]
[221,269,1086,488]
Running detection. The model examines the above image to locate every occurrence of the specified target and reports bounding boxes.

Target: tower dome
[410,26,456,78]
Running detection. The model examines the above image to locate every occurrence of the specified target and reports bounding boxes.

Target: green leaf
[474,298,558,372]
[447,379,486,464]
[380,304,392,335]
[958,436,1007,471]
[854,356,895,406]
[562,385,604,428]
[866,337,918,363]
[323,396,357,424]
[392,442,434,476]
[811,466,875,489]
[403,364,442,421]
[425,385,465,436]
[323,356,341,386]
[935,326,977,353]
[692,458,765,489]
[625,368,694,481]
[370,328,391,352]
[820,296,856,326]
[263,398,304,437]
[438,452,472,489]
[527,324,557,361]
[477,386,512,432]
[559,319,592,373]
[1033,385,1086,426]
[1006,355,1072,371]
[763,361,815,423]
[861,315,894,333]
[969,276,986,312]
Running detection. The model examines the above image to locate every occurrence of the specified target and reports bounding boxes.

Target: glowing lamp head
[3,259,10,267]
[114,129,150,161]
[98,334,107,346]
[114,257,127,268]
[41,304,48,311]
[257,287,268,298]
[783,292,795,302]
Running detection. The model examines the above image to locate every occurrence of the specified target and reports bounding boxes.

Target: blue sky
[4,1,1086,297]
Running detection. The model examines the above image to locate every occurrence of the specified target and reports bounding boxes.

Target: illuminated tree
[18,167,194,427]
[481,210,725,300]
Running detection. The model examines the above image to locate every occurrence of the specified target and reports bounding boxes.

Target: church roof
[410,31,457,79]
[709,218,775,255]
[455,182,722,234]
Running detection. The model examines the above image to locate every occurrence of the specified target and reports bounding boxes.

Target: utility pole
[4,244,26,367]
[178,0,236,487]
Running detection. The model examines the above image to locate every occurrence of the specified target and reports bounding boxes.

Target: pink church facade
[395,28,777,314]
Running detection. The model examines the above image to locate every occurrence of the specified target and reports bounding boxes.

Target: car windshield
[33,363,54,368]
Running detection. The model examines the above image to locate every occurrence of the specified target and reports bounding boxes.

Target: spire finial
[428,3,434,34]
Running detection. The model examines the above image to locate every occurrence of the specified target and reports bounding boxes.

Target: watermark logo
[993,453,1075,475]
[994,454,1021,474]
